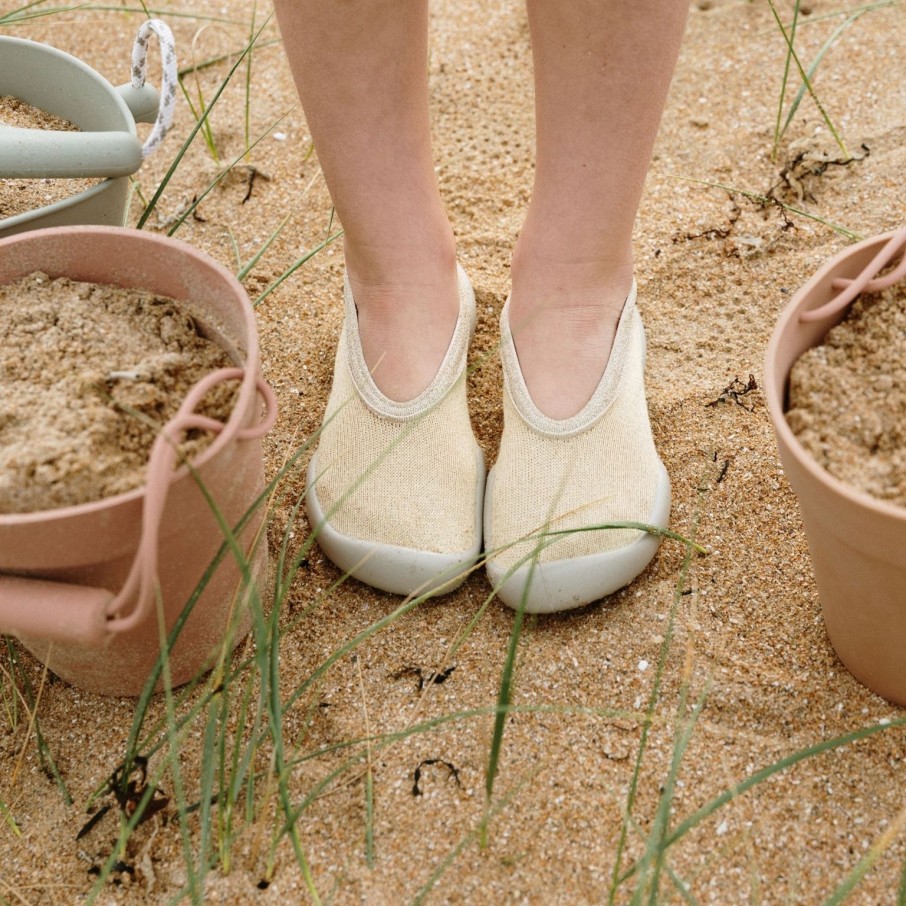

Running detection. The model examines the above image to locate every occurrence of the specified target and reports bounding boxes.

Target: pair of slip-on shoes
[305,266,670,613]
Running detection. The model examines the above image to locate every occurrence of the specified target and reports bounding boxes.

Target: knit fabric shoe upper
[485,282,670,612]
[306,265,484,596]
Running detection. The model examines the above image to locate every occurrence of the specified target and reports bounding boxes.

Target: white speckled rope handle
[131,19,178,158]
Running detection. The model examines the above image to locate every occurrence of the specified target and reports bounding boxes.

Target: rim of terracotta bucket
[0,225,264,525]
[765,227,906,523]
[0,178,118,232]
[0,35,134,228]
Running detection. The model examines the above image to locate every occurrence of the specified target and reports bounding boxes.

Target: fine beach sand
[2,1,906,902]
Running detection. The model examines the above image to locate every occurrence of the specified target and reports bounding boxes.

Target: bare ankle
[506,251,637,420]
[344,249,461,404]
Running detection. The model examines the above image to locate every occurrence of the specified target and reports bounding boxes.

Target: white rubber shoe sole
[306,448,485,598]
[484,460,670,613]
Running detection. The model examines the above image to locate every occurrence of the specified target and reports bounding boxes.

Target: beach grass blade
[772,0,800,158]
[822,799,906,905]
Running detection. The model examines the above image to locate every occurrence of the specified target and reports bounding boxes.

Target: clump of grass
[179,26,234,165]
[768,0,903,161]
[1,638,71,807]
[768,0,849,160]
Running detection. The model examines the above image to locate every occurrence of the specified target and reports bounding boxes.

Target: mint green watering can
[0,21,176,237]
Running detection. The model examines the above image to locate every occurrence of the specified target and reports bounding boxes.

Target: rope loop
[131,19,178,159]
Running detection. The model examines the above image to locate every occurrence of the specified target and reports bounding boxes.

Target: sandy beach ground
[2,1,906,902]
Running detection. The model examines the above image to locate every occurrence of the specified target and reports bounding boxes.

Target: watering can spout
[0,126,144,178]
[116,82,160,125]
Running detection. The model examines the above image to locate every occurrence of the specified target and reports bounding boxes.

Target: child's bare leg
[273,0,458,402]
[510,0,688,418]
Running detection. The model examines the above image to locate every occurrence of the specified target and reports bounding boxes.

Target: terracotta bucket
[0,227,277,695]
[765,228,906,705]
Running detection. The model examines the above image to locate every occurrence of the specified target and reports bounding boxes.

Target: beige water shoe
[484,282,670,613]
[306,265,484,597]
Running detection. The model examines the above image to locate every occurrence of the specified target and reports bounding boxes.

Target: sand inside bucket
[0,95,101,220]
[786,282,906,506]
[0,273,238,514]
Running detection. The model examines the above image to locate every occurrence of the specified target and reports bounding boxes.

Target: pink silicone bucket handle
[0,371,276,647]
[0,575,112,646]
[799,227,906,323]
